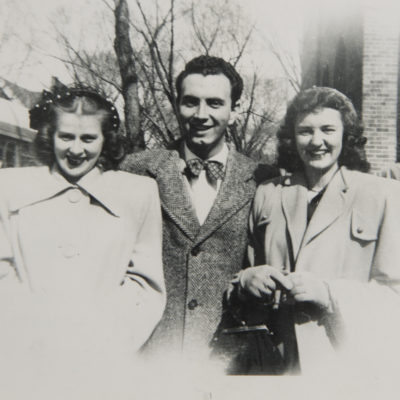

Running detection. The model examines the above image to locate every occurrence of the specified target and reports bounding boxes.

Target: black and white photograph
[0,0,399,399]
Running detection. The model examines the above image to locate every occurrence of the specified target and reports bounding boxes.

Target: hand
[239,265,293,301]
[288,272,330,309]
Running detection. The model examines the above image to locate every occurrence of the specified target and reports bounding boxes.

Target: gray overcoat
[121,145,270,359]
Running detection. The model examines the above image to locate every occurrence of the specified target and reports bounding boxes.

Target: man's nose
[193,102,208,120]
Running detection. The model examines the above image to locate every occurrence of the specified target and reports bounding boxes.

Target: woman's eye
[296,129,312,136]
[81,136,96,143]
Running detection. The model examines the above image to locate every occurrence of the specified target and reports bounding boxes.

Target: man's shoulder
[120,148,176,175]
[228,149,280,183]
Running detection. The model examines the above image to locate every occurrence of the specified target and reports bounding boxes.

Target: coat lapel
[194,149,256,245]
[302,168,348,246]
[147,150,200,241]
[281,174,309,261]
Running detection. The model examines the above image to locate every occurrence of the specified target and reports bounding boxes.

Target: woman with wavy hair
[0,86,165,392]
[226,87,400,375]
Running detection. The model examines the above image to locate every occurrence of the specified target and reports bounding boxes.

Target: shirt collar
[183,142,229,166]
[9,166,120,217]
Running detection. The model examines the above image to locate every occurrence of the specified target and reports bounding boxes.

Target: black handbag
[210,321,285,375]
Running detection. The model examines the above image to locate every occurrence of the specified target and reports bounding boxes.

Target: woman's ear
[228,101,240,126]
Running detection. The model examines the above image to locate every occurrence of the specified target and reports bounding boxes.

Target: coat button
[191,247,200,256]
[67,188,83,203]
[356,227,363,234]
[188,299,198,310]
[62,244,78,258]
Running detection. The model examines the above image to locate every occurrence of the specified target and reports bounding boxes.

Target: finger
[269,270,293,290]
[247,287,264,298]
[293,293,312,303]
[263,278,277,292]
[258,284,274,297]
[288,273,303,286]
[247,280,274,297]
[290,285,307,296]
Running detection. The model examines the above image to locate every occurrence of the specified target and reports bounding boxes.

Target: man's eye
[208,100,223,108]
[181,98,198,107]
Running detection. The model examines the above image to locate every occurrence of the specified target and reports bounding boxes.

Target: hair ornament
[29,83,120,131]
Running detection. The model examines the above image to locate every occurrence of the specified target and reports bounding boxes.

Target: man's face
[178,73,237,159]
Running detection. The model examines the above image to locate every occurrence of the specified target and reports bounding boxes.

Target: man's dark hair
[277,86,370,173]
[175,55,243,108]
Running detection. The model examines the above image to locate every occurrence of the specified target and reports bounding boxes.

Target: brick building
[301,2,400,172]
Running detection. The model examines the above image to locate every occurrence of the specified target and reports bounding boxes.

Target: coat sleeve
[119,151,152,176]
[324,178,400,370]
[101,178,166,351]
[224,182,276,323]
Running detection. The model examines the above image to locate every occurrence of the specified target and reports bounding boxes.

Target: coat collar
[146,150,201,240]
[8,166,121,217]
[282,167,350,260]
[195,147,256,245]
[144,145,257,243]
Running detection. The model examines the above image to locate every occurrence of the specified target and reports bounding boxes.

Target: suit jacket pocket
[351,210,378,242]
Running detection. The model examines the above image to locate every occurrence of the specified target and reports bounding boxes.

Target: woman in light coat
[228,87,400,376]
[0,86,165,393]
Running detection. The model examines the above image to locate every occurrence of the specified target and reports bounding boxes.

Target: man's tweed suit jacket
[121,145,271,358]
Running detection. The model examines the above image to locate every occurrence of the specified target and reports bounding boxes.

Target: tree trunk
[114,0,143,153]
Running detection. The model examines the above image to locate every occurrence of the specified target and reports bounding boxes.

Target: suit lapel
[148,150,200,241]
[281,174,309,261]
[194,148,256,245]
[302,168,348,246]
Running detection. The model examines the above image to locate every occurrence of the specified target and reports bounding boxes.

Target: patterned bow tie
[185,158,225,182]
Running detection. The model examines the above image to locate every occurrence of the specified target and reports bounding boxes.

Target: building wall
[301,4,363,112]
[362,5,400,172]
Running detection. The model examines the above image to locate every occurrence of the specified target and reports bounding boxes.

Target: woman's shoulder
[101,169,158,193]
[345,168,400,201]
[0,166,48,186]
[252,176,285,215]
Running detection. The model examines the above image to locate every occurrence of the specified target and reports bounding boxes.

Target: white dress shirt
[183,143,228,225]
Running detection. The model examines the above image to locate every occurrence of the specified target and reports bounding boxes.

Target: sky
[0,0,307,91]
[0,0,399,91]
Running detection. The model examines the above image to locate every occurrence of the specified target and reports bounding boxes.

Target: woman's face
[53,111,104,182]
[294,107,344,176]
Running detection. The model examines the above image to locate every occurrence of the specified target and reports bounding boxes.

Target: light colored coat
[0,166,165,353]
[248,167,400,375]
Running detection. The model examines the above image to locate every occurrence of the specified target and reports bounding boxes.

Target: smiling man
[122,56,276,364]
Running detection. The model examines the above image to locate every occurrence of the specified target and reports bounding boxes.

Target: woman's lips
[66,156,85,167]
[307,150,328,159]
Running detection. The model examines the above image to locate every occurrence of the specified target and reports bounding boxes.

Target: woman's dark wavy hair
[30,86,126,170]
[277,86,370,173]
